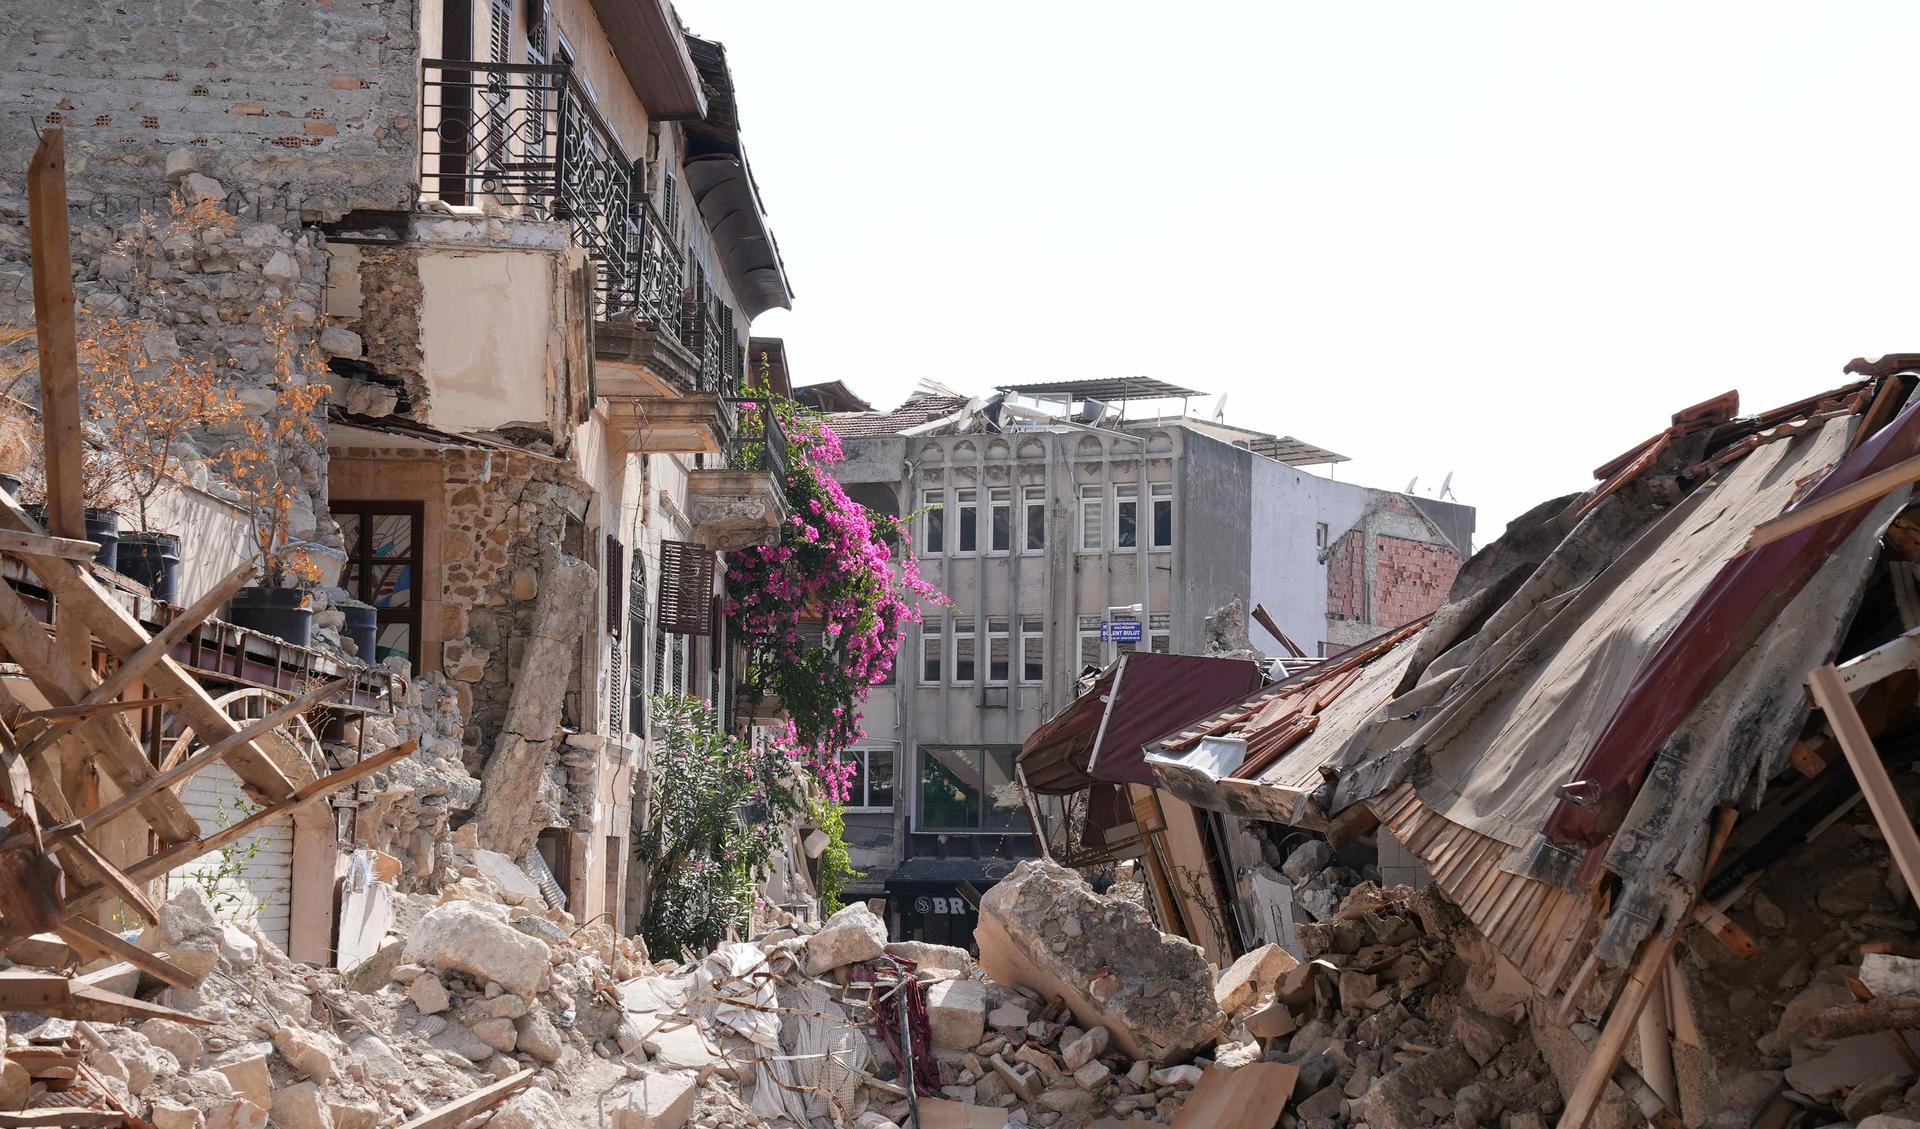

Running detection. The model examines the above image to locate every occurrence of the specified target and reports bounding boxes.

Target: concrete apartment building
[1,0,804,950]
[810,380,1475,942]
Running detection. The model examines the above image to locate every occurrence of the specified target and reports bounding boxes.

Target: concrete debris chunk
[978,860,1225,1061]
[1062,1024,1109,1070]
[1214,942,1298,1015]
[927,978,989,1050]
[1359,1044,1477,1129]
[402,900,551,997]
[269,1081,333,1129]
[472,848,545,905]
[1861,952,1920,999]
[1451,1007,1518,1067]
[803,902,890,975]
[611,1070,696,1129]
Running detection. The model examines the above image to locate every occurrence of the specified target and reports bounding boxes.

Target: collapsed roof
[1148,374,1920,989]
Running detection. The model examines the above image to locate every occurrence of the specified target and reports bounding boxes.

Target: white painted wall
[169,762,294,949]
[419,249,553,434]
[1248,457,1375,656]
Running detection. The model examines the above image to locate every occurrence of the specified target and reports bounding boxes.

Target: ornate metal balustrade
[635,202,684,331]
[420,58,640,314]
[729,402,790,491]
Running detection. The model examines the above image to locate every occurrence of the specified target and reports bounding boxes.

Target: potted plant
[214,316,328,647]
[78,317,242,601]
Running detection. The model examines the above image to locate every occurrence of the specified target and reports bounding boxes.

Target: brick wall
[1326,529,1367,622]
[1372,534,1461,628]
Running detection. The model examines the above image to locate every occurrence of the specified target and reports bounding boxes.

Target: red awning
[1019,652,1263,794]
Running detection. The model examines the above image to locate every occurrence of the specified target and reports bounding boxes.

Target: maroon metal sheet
[1020,652,1263,794]
[1545,394,1920,849]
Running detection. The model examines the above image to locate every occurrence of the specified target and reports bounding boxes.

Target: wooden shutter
[488,0,511,64]
[657,539,713,637]
[605,534,624,636]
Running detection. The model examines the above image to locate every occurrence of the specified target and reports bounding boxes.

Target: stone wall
[0,0,419,214]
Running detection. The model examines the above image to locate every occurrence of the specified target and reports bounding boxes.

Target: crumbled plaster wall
[341,670,480,894]
[341,244,426,416]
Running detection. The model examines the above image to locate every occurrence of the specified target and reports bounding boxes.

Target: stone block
[926,979,987,1051]
[612,1070,696,1129]
[402,901,550,996]
[802,903,888,975]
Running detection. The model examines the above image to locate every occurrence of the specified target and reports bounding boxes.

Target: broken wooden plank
[1746,451,1920,552]
[0,1110,124,1128]
[25,130,83,549]
[1808,664,1920,907]
[0,530,108,563]
[0,577,198,842]
[0,970,74,1011]
[0,850,65,937]
[1836,624,1920,694]
[1568,1020,1686,1129]
[54,918,196,991]
[394,1068,535,1129]
[0,503,299,807]
[1170,1062,1298,1129]
[1688,901,1759,959]
[1556,809,1737,1129]
[41,675,351,845]
[62,982,210,1025]
[56,833,155,926]
[58,740,417,921]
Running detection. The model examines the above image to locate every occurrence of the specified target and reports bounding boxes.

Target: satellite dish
[1439,472,1456,501]
[1405,476,1419,495]
[1212,394,1228,422]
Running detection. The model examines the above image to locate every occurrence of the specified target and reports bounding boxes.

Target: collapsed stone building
[0,0,808,950]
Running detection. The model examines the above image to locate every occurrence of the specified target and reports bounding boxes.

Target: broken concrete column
[976,859,1225,1061]
[473,549,594,858]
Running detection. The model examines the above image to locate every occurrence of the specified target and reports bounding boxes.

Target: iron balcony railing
[419,58,744,396]
[420,58,639,315]
[729,402,791,494]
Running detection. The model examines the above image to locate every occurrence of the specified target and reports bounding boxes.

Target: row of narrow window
[918,614,1172,685]
[919,484,1174,556]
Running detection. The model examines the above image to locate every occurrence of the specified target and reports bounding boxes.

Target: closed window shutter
[489,0,511,64]
[605,534,624,636]
[657,539,714,637]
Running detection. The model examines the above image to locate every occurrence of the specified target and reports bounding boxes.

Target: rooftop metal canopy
[1245,435,1351,466]
[996,376,1203,402]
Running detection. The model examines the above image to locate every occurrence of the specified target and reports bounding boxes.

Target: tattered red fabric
[846,957,941,1097]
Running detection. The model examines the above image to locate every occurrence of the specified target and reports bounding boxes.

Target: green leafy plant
[635,694,806,958]
[807,791,860,913]
[190,795,268,923]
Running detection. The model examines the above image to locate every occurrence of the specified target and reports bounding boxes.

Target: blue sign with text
[1101,619,1144,643]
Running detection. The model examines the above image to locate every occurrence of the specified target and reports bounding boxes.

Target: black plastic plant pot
[227,585,314,648]
[118,531,182,602]
[339,600,377,665]
[83,509,120,571]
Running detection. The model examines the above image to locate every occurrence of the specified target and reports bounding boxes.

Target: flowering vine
[725,394,945,800]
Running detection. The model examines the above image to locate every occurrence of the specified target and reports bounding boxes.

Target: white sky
[676,1,1920,541]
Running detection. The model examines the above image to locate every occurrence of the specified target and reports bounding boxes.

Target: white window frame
[952,618,977,684]
[988,488,1012,555]
[1315,521,1329,549]
[1114,483,1139,549]
[986,617,1011,685]
[922,621,943,684]
[920,490,945,557]
[841,745,897,813]
[1150,612,1171,654]
[955,488,979,556]
[1022,486,1047,553]
[1151,483,1174,550]
[1077,615,1103,672]
[1020,616,1045,684]
[1078,485,1103,552]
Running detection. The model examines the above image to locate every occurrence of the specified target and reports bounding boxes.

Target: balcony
[687,403,790,551]
[420,59,641,315]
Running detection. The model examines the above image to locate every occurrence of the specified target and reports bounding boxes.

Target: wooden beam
[57,832,156,926]
[25,130,83,547]
[0,499,298,806]
[1556,809,1737,1129]
[63,981,209,1024]
[1688,901,1759,959]
[64,560,256,719]
[0,1111,124,1128]
[1808,664,1920,906]
[54,919,197,991]
[57,740,416,920]
[1837,624,1920,694]
[394,1069,535,1129]
[1249,604,1305,658]
[1745,451,1920,552]
[0,529,107,563]
[0,576,198,842]
[39,676,351,846]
